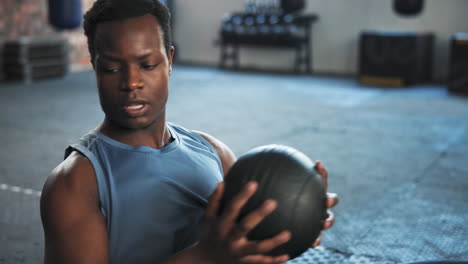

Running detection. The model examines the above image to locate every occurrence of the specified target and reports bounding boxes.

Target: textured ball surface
[220,145,327,259]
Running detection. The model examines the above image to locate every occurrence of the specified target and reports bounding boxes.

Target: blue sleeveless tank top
[65,123,224,264]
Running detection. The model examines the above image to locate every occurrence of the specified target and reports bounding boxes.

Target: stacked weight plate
[3,37,68,82]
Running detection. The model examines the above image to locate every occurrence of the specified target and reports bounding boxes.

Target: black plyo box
[358,30,434,86]
[3,37,69,82]
[448,32,468,93]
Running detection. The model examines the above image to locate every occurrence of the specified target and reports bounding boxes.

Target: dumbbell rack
[219,12,318,73]
[3,37,69,82]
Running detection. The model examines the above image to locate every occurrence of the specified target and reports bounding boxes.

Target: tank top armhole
[67,143,111,222]
[185,130,224,177]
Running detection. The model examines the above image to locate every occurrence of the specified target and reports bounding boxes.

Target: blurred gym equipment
[48,0,83,30]
[448,33,468,93]
[2,37,68,82]
[359,0,433,86]
[219,0,318,73]
[393,0,425,16]
[359,30,434,86]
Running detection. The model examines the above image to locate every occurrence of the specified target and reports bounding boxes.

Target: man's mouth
[123,103,148,116]
[126,104,144,110]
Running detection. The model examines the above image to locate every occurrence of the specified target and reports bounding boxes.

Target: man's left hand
[311,161,339,248]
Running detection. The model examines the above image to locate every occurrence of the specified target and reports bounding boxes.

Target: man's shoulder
[168,123,236,175]
[191,130,236,176]
[41,151,98,207]
[169,123,218,149]
[192,131,224,151]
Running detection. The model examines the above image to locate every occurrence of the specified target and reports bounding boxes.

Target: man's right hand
[194,181,291,264]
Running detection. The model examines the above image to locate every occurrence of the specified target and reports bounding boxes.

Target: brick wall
[0,0,95,81]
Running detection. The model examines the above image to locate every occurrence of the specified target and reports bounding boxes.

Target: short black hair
[83,0,172,64]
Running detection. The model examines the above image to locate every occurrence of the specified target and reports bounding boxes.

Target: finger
[230,199,277,241]
[326,192,339,208]
[311,233,322,248]
[242,254,290,264]
[219,181,258,233]
[238,231,291,256]
[314,160,328,189]
[204,182,224,223]
[322,210,335,230]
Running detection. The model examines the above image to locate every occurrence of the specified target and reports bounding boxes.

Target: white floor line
[0,183,41,197]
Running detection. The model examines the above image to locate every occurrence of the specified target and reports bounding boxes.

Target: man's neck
[97,119,173,149]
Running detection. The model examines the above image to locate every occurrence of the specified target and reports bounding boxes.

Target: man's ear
[168,46,175,75]
[91,53,98,71]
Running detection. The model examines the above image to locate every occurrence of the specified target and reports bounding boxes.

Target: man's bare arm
[40,151,109,264]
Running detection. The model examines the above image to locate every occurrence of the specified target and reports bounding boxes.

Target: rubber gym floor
[1,65,467,263]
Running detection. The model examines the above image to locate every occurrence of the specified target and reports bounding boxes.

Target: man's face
[93,14,173,130]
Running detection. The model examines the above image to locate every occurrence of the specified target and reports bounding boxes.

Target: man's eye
[141,63,157,70]
[99,65,119,73]
[105,68,119,73]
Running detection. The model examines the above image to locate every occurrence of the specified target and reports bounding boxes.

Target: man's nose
[122,66,143,90]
